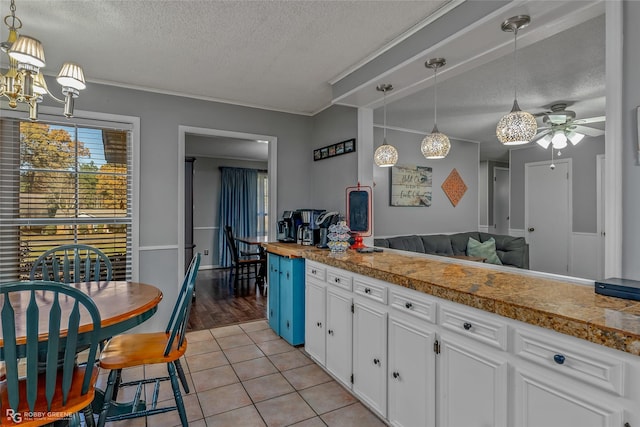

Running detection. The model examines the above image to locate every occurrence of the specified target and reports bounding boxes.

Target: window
[0,116,133,282]
[257,171,268,237]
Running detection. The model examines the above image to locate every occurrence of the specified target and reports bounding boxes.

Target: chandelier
[495,15,537,145]
[421,58,450,159]
[374,84,398,167]
[1,0,86,121]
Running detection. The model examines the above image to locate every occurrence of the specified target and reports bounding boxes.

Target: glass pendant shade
[566,130,584,145]
[536,133,553,149]
[421,126,450,159]
[496,100,538,145]
[551,131,568,149]
[57,62,86,91]
[374,138,398,167]
[9,35,45,68]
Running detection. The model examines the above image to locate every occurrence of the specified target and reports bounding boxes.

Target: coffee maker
[277,211,299,242]
[315,211,340,248]
[296,209,325,245]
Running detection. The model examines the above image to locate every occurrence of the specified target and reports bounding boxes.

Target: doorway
[525,159,572,275]
[493,167,509,235]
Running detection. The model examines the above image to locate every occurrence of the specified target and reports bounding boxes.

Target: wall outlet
[204,249,209,256]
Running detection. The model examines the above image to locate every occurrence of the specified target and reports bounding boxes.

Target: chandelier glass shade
[374,83,398,168]
[537,129,585,150]
[496,16,537,146]
[421,58,450,159]
[1,0,86,120]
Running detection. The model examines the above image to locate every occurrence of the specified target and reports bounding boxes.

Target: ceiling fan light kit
[496,15,537,146]
[0,0,86,121]
[421,58,451,159]
[533,103,604,150]
[374,84,399,167]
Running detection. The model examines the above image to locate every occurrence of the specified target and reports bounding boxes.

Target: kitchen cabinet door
[388,315,436,427]
[305,278,326,365]
[268,254,280,334]
[437,334,508,427]
[325,287,352,388]
[353,301,388,417]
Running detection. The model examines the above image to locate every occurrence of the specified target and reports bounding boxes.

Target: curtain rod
[218,166,267,173]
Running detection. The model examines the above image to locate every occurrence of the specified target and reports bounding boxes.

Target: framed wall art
[390,164,433,207]
[313,138,356,161]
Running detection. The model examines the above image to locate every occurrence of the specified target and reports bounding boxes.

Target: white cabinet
[325,287,353,387]
[437,334,509,427]
[388,315,436,427]
[514,368,623,427]
[353,300,388,417]
[305,277,326,365]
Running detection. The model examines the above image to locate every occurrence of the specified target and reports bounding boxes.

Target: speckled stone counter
[263,242,640,356]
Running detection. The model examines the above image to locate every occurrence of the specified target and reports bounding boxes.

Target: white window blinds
[0,116,133,282]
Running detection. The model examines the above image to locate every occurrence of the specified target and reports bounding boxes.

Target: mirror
[371,7,606,280]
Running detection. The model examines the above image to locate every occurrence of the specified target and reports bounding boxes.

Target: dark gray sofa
[374,231,529,269]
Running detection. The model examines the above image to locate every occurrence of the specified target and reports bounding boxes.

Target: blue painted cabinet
[267,253,305,345]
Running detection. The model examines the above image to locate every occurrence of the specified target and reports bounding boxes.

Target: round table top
[0,281,163,348]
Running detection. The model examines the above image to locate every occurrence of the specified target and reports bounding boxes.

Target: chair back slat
[30,244,113,283]
[26,290,40,411]
[0,281,102,415]
[45,293,62,408]
[1,295,19,410]
[164,253,200,357]
[224,226,240,263]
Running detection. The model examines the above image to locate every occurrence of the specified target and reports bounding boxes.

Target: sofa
[374,231,529,269]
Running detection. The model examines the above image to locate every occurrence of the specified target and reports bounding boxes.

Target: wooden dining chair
[0,281,102,427]
[30,244,113,283]
[96,253,201,427]
[224,225,266,292]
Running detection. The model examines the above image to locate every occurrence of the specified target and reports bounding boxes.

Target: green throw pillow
[467,237,503,265]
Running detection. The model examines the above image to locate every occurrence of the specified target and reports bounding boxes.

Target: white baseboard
[509,229,525,238]
[478,225,490,233]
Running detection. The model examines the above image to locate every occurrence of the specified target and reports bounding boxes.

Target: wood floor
[187,268,268,331]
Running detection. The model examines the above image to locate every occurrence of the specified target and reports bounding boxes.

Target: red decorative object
[350,233,366,249]
[441,168,467,207]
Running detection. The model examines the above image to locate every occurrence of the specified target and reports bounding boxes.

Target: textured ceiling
[0,0,450,115]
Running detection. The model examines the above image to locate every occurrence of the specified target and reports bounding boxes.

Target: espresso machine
[277,211,300,242]
[315,211,340,248]
[296,209,325,245]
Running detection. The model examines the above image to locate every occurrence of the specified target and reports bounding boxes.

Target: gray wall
[373,129,479,236]
[189,156,267,268]
[38,81,313,331]
[310,105,358,215]
[622,0,640,279]
[510,136,605,232]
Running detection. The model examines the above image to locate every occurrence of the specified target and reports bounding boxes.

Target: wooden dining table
[0,281,163,360]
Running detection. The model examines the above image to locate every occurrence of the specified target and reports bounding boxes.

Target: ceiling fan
[531,103,605,150]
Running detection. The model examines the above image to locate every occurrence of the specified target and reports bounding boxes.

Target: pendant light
[374,84,398,167]
[496,15,537,145]
[421,58,450,159]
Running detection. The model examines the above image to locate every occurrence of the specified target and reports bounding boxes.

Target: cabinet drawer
[326,268,352,292]
[439,303,508,350]
[514,327,625,396]
[354,277,387,304]
[389,289,436,324]
[306,261,327,282]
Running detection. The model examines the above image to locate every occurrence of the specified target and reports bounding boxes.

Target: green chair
[0,281,102,427]
[96,253,201,427]
[30,244,113,283]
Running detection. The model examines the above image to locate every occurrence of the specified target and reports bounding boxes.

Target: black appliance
[296,209,325,245]
[277,210,299,243]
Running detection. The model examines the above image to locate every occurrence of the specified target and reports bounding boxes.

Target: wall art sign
[442,168,467,207]
[390,164,432,207]
[313,138,356,161]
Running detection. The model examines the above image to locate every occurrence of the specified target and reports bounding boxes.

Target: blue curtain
[218,167,258,267]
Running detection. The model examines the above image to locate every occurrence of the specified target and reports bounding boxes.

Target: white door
[437,336,509,427]
[325,288,352,387]
[525,160,571,275]
[493,167,510,235]
[353,301,388,417]
[305,279,326,365]
[388,316,436,427]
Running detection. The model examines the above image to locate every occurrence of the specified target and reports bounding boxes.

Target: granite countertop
[263,242,640,356]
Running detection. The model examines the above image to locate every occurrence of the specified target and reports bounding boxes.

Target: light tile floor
[98,320,386,427]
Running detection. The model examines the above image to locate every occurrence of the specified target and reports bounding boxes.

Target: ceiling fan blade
[573,115,606,125]
[573,125,605,137]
